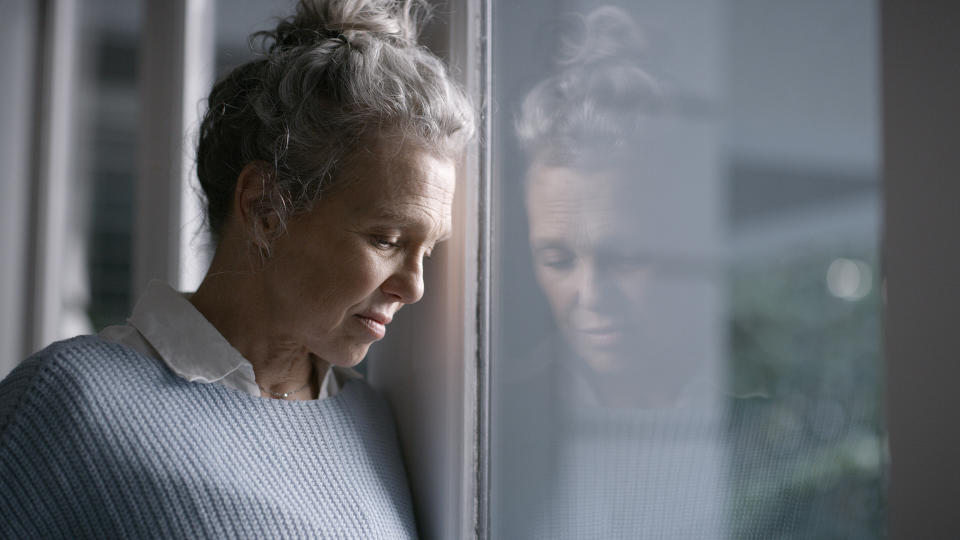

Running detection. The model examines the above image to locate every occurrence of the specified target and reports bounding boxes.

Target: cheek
[534,266,578,317]
[327,252,391,304]
[265,254,357,328]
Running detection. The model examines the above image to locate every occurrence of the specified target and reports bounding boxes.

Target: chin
[565,335,633,375]
[308,340,370,369]
[340,357,368,369]
[332,346,372,369]
[578,349,629,374]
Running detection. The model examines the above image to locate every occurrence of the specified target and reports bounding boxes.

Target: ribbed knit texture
[0,336,416,539]
[493,337,882,539]
[524,404,730,539]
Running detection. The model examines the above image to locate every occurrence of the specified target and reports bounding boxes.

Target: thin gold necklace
[259,381,311,400]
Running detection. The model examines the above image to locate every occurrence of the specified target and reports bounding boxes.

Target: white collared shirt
[99,280,359,399]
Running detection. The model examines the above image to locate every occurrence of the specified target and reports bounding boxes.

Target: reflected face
[526,164,653,373]
[259,144,455,367]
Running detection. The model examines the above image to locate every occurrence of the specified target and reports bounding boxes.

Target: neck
[189,254,329,401]
[576,351,706,409]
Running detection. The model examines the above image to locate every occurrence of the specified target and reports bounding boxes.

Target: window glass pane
[489,1,883,538]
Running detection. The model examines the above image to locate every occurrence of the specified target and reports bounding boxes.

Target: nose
[575,259,603,309]
[381,253,425,304]
[573,256,653,311]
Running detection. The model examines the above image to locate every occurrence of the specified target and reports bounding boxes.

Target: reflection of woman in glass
[498,7,869,540]
[0,0,472,536]
[497,7,731,539]
[517,7,717,409]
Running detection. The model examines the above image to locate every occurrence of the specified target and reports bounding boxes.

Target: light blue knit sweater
[0,336,417,539]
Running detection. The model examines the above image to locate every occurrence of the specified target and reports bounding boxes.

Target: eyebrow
[531,239,571,251]
[368,208,452,242]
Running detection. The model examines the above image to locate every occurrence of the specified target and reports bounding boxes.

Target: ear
[232,161,282,249]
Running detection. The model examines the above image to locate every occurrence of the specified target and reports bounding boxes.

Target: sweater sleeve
[0,355,46,443]
[0,354,55,539]
[0,340,112,539]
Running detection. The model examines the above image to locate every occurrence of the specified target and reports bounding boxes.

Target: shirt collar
[128,280,258,387]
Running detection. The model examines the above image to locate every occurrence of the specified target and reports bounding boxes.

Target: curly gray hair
[515,6,661,169]
[197,0,475,244]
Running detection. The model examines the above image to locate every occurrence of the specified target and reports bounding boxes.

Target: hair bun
[516,6,664,163]
[560,6,645,67]
[266,0,428,51]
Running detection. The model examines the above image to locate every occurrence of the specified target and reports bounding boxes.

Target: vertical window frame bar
[473,0,493,537]
[29,0,79,353]
[430,0,493,536]
[0,0,41,374]
[135,0,214,299]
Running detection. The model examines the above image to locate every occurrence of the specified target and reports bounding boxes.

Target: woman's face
[526,161,716,387]
[257,144,456,368]
[526,164,654,374]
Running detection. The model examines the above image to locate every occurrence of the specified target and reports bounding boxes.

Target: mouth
[354,311,392,340]
[574,326,624,348]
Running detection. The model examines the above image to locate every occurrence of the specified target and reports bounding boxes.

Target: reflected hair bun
[516,6,662,166]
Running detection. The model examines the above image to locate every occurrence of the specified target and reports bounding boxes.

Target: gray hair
[515,6,662,168]
[197,0,475,245]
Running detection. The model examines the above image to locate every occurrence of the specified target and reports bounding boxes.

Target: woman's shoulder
[18,335,152,381]
[2,335,113,393]
[0,336,156,433]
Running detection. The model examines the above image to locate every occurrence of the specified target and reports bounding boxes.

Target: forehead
[526,163,716,257]
[526,165,631,243]
[342,145,456,235]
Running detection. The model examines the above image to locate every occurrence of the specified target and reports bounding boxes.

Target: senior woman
[0,0,473,537]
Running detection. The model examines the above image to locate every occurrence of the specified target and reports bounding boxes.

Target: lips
[357,311,392,325]
[573,325,624,349]
[354,310,393,340]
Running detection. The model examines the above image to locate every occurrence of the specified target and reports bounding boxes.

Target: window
[488,1,883,537]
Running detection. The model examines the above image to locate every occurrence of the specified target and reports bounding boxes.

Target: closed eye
[536,247,576,271]
[373,236,401,250]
